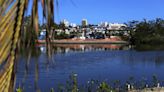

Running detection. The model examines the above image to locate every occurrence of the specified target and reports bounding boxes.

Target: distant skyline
[27,0,164,24]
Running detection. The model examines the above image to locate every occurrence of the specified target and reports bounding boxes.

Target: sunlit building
[70,23,77,27]
[108,23,127,30]
[61,19,69,27]
[82,19,88,27]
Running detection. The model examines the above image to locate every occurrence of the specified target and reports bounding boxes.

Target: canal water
[15,44,164,91]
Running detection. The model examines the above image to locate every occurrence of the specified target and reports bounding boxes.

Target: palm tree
[0,0,56,91]
[0,0,56,57]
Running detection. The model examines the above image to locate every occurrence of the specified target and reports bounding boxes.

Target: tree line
[126,18,164,45]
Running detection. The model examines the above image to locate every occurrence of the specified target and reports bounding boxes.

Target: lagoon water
[15,44,164,91]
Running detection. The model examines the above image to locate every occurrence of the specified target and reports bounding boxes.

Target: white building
[82,19,88,27]
[100,22,108,27]
[61,19,69,27]
[70,23,77,27]
[108,23,127,30]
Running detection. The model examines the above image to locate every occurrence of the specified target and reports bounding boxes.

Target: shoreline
[37,39,129,44]
[129,87,164,92]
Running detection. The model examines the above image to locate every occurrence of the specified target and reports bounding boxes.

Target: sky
[27,0,164,24]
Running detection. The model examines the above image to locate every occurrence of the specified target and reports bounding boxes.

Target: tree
[129,18,164,45]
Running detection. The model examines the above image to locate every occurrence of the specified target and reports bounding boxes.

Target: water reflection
[38,44,129,54]
[14,44,129,91]
[1,44,164,91]
[135,44,164,51]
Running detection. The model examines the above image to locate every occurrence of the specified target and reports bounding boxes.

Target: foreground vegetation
[16,73,163,92]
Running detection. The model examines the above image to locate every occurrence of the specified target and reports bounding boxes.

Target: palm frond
[31,0,39,35]
[0,0,15,16]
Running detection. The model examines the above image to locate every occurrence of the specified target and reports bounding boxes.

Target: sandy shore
[129,87,164,92]
[37,38,128,44]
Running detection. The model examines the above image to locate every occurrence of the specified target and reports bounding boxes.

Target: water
[15,44,164,91]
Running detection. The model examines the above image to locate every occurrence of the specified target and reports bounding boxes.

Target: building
[70,23,77,27]
[82,19,88,27]
[100,22,108,27]
[108,23,127,30]
[38,29,46,40]
[61,19,69,27]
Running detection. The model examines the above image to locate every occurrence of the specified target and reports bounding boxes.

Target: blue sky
[27,0,164,24]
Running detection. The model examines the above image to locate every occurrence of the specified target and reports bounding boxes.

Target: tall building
[61,19,69,27]
[82,19,88,27]
[100,22,108,27]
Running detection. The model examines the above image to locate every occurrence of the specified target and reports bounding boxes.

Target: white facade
[82,19,88,27]
[70,23,77,27]
[108,23,127,30]
[100,22,108,27]
[61,19,69,27]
